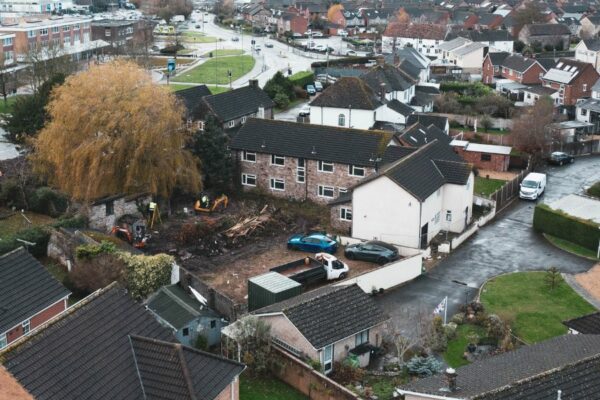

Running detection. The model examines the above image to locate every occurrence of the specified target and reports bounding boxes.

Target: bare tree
[384,306,434,367]
[23,42,75,91]
[511,95,554,154]
[0,52,18,106]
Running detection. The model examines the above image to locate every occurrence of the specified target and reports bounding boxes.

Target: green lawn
[174,55,255,84]
[0,95,23,114]
[545,234,599,260]
[443,324,486,368]
[166,84,231,94]
[207,85,231,94]
[480,272,596,344]
[240,375,307,400]
[181,31,219,43]
[0,209,55,239]
[202,49,244,57]
[167,83,198,92]
[474,176,506,196]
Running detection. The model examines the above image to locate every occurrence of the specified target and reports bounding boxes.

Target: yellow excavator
[194,194,229,213]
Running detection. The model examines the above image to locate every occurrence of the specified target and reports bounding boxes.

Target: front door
[323,344,334,374]
[420,223,428,249]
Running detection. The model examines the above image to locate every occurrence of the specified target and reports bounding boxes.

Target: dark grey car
[344,240,399,265]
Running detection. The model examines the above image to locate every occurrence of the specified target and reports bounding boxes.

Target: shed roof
[249,272,302,294]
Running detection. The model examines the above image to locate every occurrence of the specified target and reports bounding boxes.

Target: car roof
[552,151,566,156]
[308,233,331,240]
[367,240,396,250]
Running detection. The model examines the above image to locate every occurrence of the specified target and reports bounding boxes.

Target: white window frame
[348,165,365,177]
[241,173,256,186]
[270,178,285,191]
[338,113,345,126]
[40,28,48,36]
[228,120,235,128]
[52,26,60,33]
[318,185,335,198]
[22,319,30,335]
[27,30,36,38]
[340,207,352,221]
[446,210,452,222]
[242,151,256,163]
[318,160,334,173]
[64,25,71,32]
[296,158,305,183]
[338,187,347,193]
[241,116,247,123]
[355,329,369,346]
[271,154,285,166]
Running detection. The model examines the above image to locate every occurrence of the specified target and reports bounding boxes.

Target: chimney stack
[445,368,458,392]
[380,83,386,102]
[249,79,259,88]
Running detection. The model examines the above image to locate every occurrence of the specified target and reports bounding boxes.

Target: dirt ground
[574,263,600,302]
[181,235,380,303]
[478,169,518,180]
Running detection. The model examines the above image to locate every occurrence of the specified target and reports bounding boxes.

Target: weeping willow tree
[32,60,201,201]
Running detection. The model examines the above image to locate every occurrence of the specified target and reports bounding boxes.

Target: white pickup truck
[270,253,349,285]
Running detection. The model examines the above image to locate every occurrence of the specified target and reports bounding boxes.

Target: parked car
[195,24,201,28]
[299,105,310,116]
[306,84,316,95]
[338,29,348,37]
[314,44,327,52]
[293,32,302,38]
[316,74,328,82]
[344,240,399,265]
[519,172,547,200]
[265,42,274,48]
[287,232,338,254]
[548,151,574,166]
[312,31,323,37]
[346,50,357,56]
[314,81,323,91]
[231,36,239,41]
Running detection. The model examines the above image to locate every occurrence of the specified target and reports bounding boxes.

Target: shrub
[587,182,600,199]
[53,215,87,229]
[451,313,465,325]
[0,178,26,209]
[289,71,314,88]
[444,322,458,340]
[195,334,208,351]
[406,356,443,376]
[330,361,364,384]
[75,241,117,259]
[533,203,600,251]
[544,43,554,52]
[119,252,174,299]
[308,358,322,371]
[274,92,290,109]
[29,187,69,217]
[486,314,508,341]
[0,226,50,257]
[70,252,126,293]
[293,85,309,99]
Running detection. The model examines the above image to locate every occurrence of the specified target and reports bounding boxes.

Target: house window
[338,113,345,126]
[182,327,189,336]
[27,30,36,38]
[581,108,588,116]
[340,207,352,221]
[318,161,334,173]
[271,154,285,166]
[0,333,6,349]
[355,329,369,346]
[481,154,492,161]
[270,178,285,191]
[40,28,48,36]
[318,185,335,198]
[583,84,588,91]
[241,116,247,123]
[105,201,114,216]
[338,187,347,193]
[228,120,235,128]
[105,28,111,37]
[52,26,60,33]
[210,320,216,329]
[242,151,256,162]
[22,320,30,335]
[242,173,256,186]
[2,37,12,46]
[297,158,305,183]
[64,25,71,32]
[349,165,365,177]
[446,210,452,222]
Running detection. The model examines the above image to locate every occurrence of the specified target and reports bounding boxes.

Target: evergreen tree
[193,115,234,194]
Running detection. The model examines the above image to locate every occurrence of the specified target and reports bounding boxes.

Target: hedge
[0,226,50,257]
[533,204,600,251]
[289,71,314,88]
[588,182,600,199]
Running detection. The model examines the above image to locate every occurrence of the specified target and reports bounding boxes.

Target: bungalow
[541,58,600,106]
[1,284,245,400]
[250,284,388,374]
[199,80,275,132]
[451,140,512,172]
[518,23,571,50]
[351,140,473,249]
[0,248,70,350]
[229,118,397,203]
[521,85,559,106]
[437,38,486,73]
[85,192,152,231]
[146,284,225,348]
[399,334,600,399]
[411,85,441,112]
[575,39,600,72]
[382,23,449,57]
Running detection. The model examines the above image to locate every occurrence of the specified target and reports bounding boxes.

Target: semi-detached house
[542,58,600,106]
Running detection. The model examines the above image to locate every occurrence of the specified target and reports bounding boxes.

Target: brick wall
[214,378,239,400]
[482,56,498,84]
[454,148,510,171]
[500,63,545,85]
[4,298,67,345]
[238,152,374,203]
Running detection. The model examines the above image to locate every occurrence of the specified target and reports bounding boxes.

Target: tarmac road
[375,155,600,338]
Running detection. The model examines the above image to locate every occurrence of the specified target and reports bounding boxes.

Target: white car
[314,44,327,52]
[299,105,310,117]
[338,29,348,37]
[312,31,323,37]
[346,50,357,56]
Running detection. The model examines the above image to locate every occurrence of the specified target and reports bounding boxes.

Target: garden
[173,55,255,85]
[240,375,307,400]
[436,81,514,119]
[474,176,506,197]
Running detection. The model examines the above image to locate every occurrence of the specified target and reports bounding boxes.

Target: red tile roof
[383,23,448,40]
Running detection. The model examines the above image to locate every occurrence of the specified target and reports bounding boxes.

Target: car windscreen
[332,260,345,269]
[522,180,538,188]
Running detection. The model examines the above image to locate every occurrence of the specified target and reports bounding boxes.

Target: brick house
[518,23,571,50]
[1,284,245,400]
[451,140,512,172]
[497,54,549,85]
[482,52,509,84]
[91,19,153,54]
[277,12,308,35]
[230,118,403,204]
[248,284,388,374]
[542,58,600,106]
[0,247,70,350]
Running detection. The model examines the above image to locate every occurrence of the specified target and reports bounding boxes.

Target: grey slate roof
[406,114,448,133]
[583,39,600,52]
[255,284,388,349]
[405,334,600,398]
[2,285,174,400]
[146,284,218,330]
[361,64,417,93]
[376,140,469,201]
[502,54,543,73]
[310,77,383,110]
[0,247,70,334]
[130,336,244,399]
[230,118,394,167]
[174,84,212,119]
[524,23,571,36]
[563,312,600,334]
[202,84,275,122]
[397,123,451,147]
[387,99,415,116]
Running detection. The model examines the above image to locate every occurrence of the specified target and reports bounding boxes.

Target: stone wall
[86,194,151,231]
[330,203,352,234]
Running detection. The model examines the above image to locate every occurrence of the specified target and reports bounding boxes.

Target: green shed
[248,272,302,311]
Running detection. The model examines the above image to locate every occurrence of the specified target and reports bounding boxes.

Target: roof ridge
[285,284,355,313]
[128,335,147,400]
[163,286,201,317]
[176,343,198,400]
[381,139,439,175]
[0,246,27,259]
[244,117,393,137]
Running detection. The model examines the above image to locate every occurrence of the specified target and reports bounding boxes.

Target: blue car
[287,232,338,254]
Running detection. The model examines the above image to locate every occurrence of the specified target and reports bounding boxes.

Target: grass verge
[202,49,244,57]
[174,55,255,85]
[240,374,307,400]
[480,272,596,343]
[474,176,506,197]
[544,234,599,260]
[443,324,486,368]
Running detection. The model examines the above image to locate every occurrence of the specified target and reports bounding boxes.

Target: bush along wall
[533,204,600,251]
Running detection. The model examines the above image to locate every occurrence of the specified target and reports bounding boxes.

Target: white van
[519,172,547,200]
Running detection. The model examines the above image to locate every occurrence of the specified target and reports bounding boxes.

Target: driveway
[376,156,600,338]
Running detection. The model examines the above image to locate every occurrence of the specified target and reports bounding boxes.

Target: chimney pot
[249,79,259,88]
